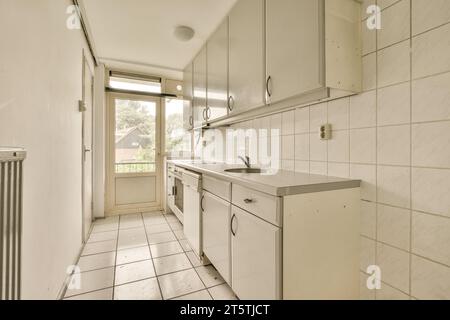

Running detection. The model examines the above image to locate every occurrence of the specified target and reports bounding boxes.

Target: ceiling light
[174,26,195,42]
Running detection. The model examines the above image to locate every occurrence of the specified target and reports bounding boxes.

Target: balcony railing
[115,162,155,173]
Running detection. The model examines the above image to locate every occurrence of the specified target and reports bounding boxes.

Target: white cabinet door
[231,206,282,300]
[183,62,193,130]
[229,0,265,114]
[183,185,202,258]
[266,0,324,104]
[202,191,231,284]
[193,46,207,128]
[207,19,229,121]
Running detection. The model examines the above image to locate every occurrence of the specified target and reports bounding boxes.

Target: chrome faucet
[238,156,251,168]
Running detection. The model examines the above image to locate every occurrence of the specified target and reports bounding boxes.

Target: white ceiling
[81,0,238,78]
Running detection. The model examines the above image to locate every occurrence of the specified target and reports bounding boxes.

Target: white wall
[0,0,95,299]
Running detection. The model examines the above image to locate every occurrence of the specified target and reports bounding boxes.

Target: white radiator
[0,148,26,300]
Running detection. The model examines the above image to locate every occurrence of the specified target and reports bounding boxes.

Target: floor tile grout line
[141,212,165,300]
[111,215,122,300]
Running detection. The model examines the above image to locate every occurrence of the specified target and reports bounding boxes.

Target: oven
[167,164,184,223]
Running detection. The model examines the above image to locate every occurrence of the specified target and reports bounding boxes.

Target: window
[115,99,156,173]
[110,77,162,94]
[165,98,191,158]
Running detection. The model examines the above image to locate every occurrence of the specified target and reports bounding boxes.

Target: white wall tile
[412,121,450,168]
[361,0,377,20]
[294,160,309,173]
[377,165,411,208]
[281,135,295,160]
[310,103,327,131]
[412,211,450,266]
[378,0,399,9]
[328,162,350,179]
[412,0,450,35]
[281,110,295,135]
[361,237,376,271]
[310,161,327,175]
[309,134,327,161]
[360,272,376,300]
[271,113,282,136]
[295,107,310,134]
[350,90,377,129]
[328,130,349,163]
[378,0,410,49]
[411,255,450,300]
[350,128,377,164]
[412,72,450,123]
[361,201,377,239]
[377,125,411,166]
[328,98,349,130]
[377,283,410,300]
[362,53,377,91]
[362,20,376,55]
[377,243,410,292]
[378,40,411,88]
[412,168,450,217]
[350,164,377,202]
[281,160,295,171]
[294,134,309,161]
[378,82,411,126]
[377,204,411,250]
[412,23,450,79]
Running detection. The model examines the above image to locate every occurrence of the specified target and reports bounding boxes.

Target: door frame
[81,52,94,242]
[105,92,163,216]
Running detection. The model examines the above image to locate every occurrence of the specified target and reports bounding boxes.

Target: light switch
[319,124,332,140]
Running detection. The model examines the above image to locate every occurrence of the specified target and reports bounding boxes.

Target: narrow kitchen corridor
[64,212,237,300]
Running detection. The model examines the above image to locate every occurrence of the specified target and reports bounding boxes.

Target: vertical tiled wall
[211,0,450,300]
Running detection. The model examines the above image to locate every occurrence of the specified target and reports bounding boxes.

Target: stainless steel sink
[224,168,263,174]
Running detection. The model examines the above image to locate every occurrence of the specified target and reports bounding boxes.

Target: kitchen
[1,0,449,305]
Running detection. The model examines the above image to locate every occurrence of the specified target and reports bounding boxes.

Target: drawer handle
[243,198,254,204]
[200,194,205,212]
[231,214,237,236]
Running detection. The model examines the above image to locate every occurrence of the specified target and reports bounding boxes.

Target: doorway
[82,54,94,242]
[106,93,162,215]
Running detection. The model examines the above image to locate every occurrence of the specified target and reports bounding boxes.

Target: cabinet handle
[200,194,205,212]
[266,76,272,98]
[227,96,234,112]
[231,214,237,236]
[202,108,207,121]
[189,115,193,127]
[206,108,212,120]
[244,198,254,204]
[172,186,176,196]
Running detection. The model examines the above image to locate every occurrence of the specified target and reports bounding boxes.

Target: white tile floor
[64,211,238,300]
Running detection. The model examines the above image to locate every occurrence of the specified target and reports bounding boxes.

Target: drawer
[232,184,282,227]
[203,175,231,201]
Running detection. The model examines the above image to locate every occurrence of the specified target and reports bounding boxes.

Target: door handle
[200,194,205,212]
[231,214,237,237]
[266,76,272,101]
[227,96,234,112]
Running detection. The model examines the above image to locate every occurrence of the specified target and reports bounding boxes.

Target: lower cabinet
[202,190,231,284]
[231,205,282,300]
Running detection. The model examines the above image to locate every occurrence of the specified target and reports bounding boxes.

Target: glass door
[106,93,162,215]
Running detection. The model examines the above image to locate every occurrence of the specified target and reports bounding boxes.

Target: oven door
[172,176,184,223]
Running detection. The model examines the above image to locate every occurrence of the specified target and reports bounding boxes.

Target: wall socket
[319,124,332,140]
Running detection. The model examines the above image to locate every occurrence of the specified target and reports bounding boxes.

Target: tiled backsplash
[202,0,450,300]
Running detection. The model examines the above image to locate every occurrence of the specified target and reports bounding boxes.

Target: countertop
[168,160,361,197]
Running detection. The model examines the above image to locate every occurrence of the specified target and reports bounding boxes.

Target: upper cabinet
[266,0,324,105]
[183,62,193,130]
[192,45,207,128]
[207,19,229,122]
[266,0,361,106]
[183,0,361,128]
[229,0,265,114]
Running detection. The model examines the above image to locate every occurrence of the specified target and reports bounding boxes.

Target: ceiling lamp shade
[174,25,195,42]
